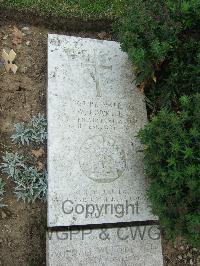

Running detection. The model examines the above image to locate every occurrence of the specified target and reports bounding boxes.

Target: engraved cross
[83,50,112,97]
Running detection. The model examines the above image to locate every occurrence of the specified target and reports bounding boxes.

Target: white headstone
[48,35,157,226]
[47,225,163,266]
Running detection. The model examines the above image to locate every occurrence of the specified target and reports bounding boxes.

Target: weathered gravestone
[47,34,163,266]
[48,35,157,227]
[47,225,163,266]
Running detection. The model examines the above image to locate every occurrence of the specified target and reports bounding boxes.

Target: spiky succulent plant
[0,152,47,203]
[1,114,48,203]
[11,113,47,145]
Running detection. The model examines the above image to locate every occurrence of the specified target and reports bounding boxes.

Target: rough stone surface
[47,225,163,266]
[48,34,157,226]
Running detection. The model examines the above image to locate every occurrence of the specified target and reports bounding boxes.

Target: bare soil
[0,21,199,266]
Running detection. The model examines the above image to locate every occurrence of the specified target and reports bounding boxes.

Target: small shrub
[115,0,182,83]
[0,178,6,208]
[1,152,47,203]
[138,94,200,246]
[1,152,25,178]
[115,0,200,109]
[11,113,47,145]
[14,166,47,203]
[1,114,47,203]
[147,36,200,110]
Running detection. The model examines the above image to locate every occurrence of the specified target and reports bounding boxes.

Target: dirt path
[0,23,47,266]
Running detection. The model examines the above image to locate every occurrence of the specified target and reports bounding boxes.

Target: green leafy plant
[0,178,6,208]
[138,94,200,246]
[115,0,200,109]
[115,0,182,83]
[147,39,200,110]
[115,0,200,247]
[11,113,47,145]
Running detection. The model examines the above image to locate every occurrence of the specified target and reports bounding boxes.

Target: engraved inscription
[69,99,137,131]
[48,35,157,227]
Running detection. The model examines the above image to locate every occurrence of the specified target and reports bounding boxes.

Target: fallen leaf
[31,147,44,158]
[1,210,6,219]
[12,26,23,45]
[98,31,111,40]
[139,82,145,93]
[133,65,139,73]
[37,161,45,171]
[2,49,18,74]
[3,35,8,40]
